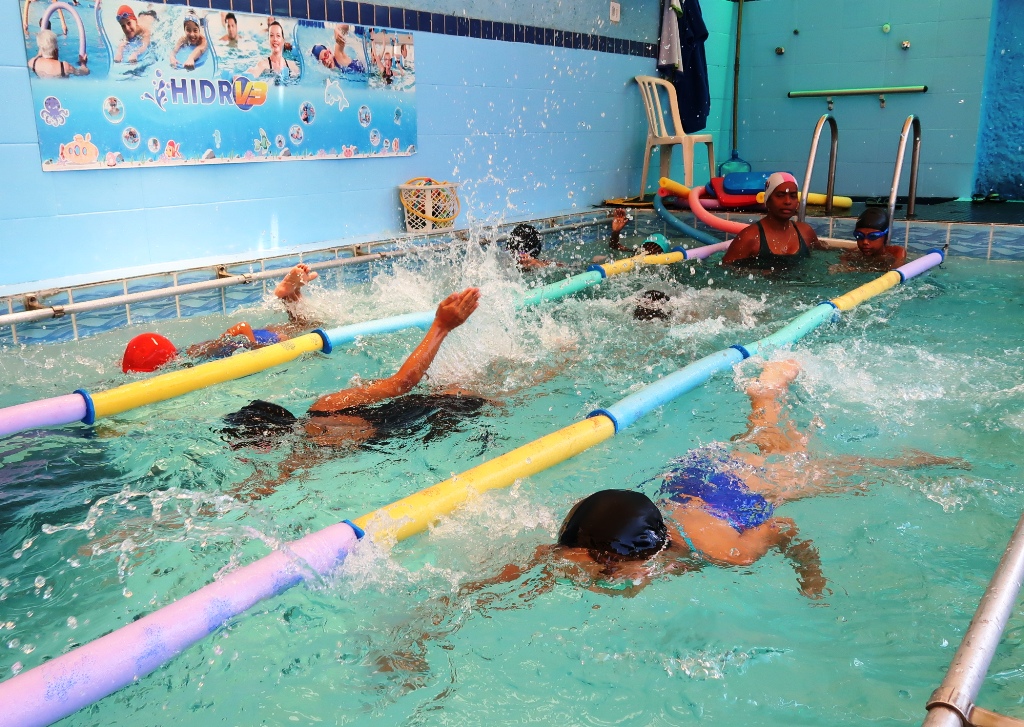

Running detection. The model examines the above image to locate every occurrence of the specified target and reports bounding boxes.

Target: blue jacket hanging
[657,0,711,133]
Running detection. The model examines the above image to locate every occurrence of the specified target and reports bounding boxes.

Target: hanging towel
[657,0,711,134]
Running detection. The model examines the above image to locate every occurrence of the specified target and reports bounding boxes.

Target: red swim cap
[122,333,177,373]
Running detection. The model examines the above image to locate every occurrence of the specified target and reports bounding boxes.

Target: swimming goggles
[116,10,134,21]
[854,228,889,242]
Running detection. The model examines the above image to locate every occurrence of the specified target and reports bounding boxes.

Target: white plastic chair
[634,75,715,195]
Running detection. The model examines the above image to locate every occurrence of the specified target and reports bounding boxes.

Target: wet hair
[221,399,297,448]
[856,207,890,231]
[268,20,283,34]
[139,9,158,20]
[633,289,671,321]
[224,12,236,22]
[507,224,542,259]
[558,489,668,560]
[36,29,58,59]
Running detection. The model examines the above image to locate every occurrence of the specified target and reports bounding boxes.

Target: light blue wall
[975,0,1023,200]
[0,0,665,289]
[732,0,992,199]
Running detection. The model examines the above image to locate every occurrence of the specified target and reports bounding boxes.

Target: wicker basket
[398,177,460,232]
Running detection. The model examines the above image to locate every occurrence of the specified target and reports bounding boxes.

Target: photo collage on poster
[20,0,417,170]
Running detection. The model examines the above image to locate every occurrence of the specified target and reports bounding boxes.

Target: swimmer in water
[170,11,207,70]
[246,20,298,77]
[113,5,151,64]
[829,208,907,273]
[506,224,566,270]
[28,28,89,77]
[121,263,320,373]
[220,288,487,495]
[609,209,666,256]
[466,360,969,598]
[723,172,828,271]
[219,12,239,44]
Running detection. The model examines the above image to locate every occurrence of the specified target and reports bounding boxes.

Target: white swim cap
[764,172,798,200]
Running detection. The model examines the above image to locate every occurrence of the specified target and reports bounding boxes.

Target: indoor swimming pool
[1,228,1022,725]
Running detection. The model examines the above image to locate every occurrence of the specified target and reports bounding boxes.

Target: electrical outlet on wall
[610,1,621,23]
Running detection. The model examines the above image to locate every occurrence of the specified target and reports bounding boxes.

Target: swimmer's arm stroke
[186,37,208,68]
[169,36,185,67]
[309,288,480,413]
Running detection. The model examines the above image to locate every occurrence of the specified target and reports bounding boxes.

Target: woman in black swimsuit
[722,172,825,271]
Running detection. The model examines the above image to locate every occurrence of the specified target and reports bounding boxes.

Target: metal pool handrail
[798,114,839,221]
[0,250,947,727]
[0,218,607,329]
[890,115,922,220]
[923,511,1024,727]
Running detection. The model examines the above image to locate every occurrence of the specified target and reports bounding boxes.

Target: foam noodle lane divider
[0,521,363,727]
[0,392,88,437]
[0,255,948,725]
[895,250,945,281]
[514,270,605,309]
[353,416,616,542]
[323,310,435,348]
[90,331,327,420]
[653,193,723,246]
[591,348,745,432]
[674,241,732,261]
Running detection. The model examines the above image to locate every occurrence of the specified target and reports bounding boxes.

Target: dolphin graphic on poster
[324,78,349,112]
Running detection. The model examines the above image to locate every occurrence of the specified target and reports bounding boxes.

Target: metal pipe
[889,115,922,227]
[923,511,1024,727]
[798,114,839,222]
[788,86,927,98]
[0,218,607,329]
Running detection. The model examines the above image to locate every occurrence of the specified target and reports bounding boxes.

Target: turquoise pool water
[1,235,1022,725]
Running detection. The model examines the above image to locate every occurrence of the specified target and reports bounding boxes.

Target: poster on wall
[19,0,417,171]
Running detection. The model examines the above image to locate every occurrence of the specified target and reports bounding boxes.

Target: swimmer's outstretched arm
[309,287,480,413]
[273,263,319,326]
[770,517,827,599]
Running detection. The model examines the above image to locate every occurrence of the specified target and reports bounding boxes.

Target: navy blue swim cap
[507,224,542,258]
[558,489,668,559]
[856,207,890,230]
[221,399,297,448]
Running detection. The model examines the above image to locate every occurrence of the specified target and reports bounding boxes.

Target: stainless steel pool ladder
[890,115,922,223]
[797,114,839,223]
[922,510,1024,727]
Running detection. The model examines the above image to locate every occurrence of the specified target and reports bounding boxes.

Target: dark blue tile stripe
[159,0,657,57]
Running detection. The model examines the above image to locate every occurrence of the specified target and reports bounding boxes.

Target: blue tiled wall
[733,0,993,199]
[974,0,1024,200]
[1,0,669,289]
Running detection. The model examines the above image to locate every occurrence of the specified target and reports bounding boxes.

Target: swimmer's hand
[611,209,628,234]
[223,321,257,344]
[127,53,138,63]
[434,287,480,331]
[275,263,319,302]
[185,59,195,70]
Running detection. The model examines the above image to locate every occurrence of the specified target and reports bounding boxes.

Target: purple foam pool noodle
[896,250,944,282]
[0,393,88,438]
[0,521,361,727]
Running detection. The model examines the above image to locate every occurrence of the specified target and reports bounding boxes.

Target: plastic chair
[634,75,715,195]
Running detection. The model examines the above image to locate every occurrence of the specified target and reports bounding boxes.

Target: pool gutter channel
[0,217,608,330]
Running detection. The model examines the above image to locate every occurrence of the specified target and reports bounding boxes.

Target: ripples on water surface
[1,235,1022,725]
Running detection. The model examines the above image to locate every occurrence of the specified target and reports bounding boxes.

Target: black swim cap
[507,224,542,258]
[633,289,671,321]
[558,489,668,559]
[856,207,890,231]
[221,399,297,448]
